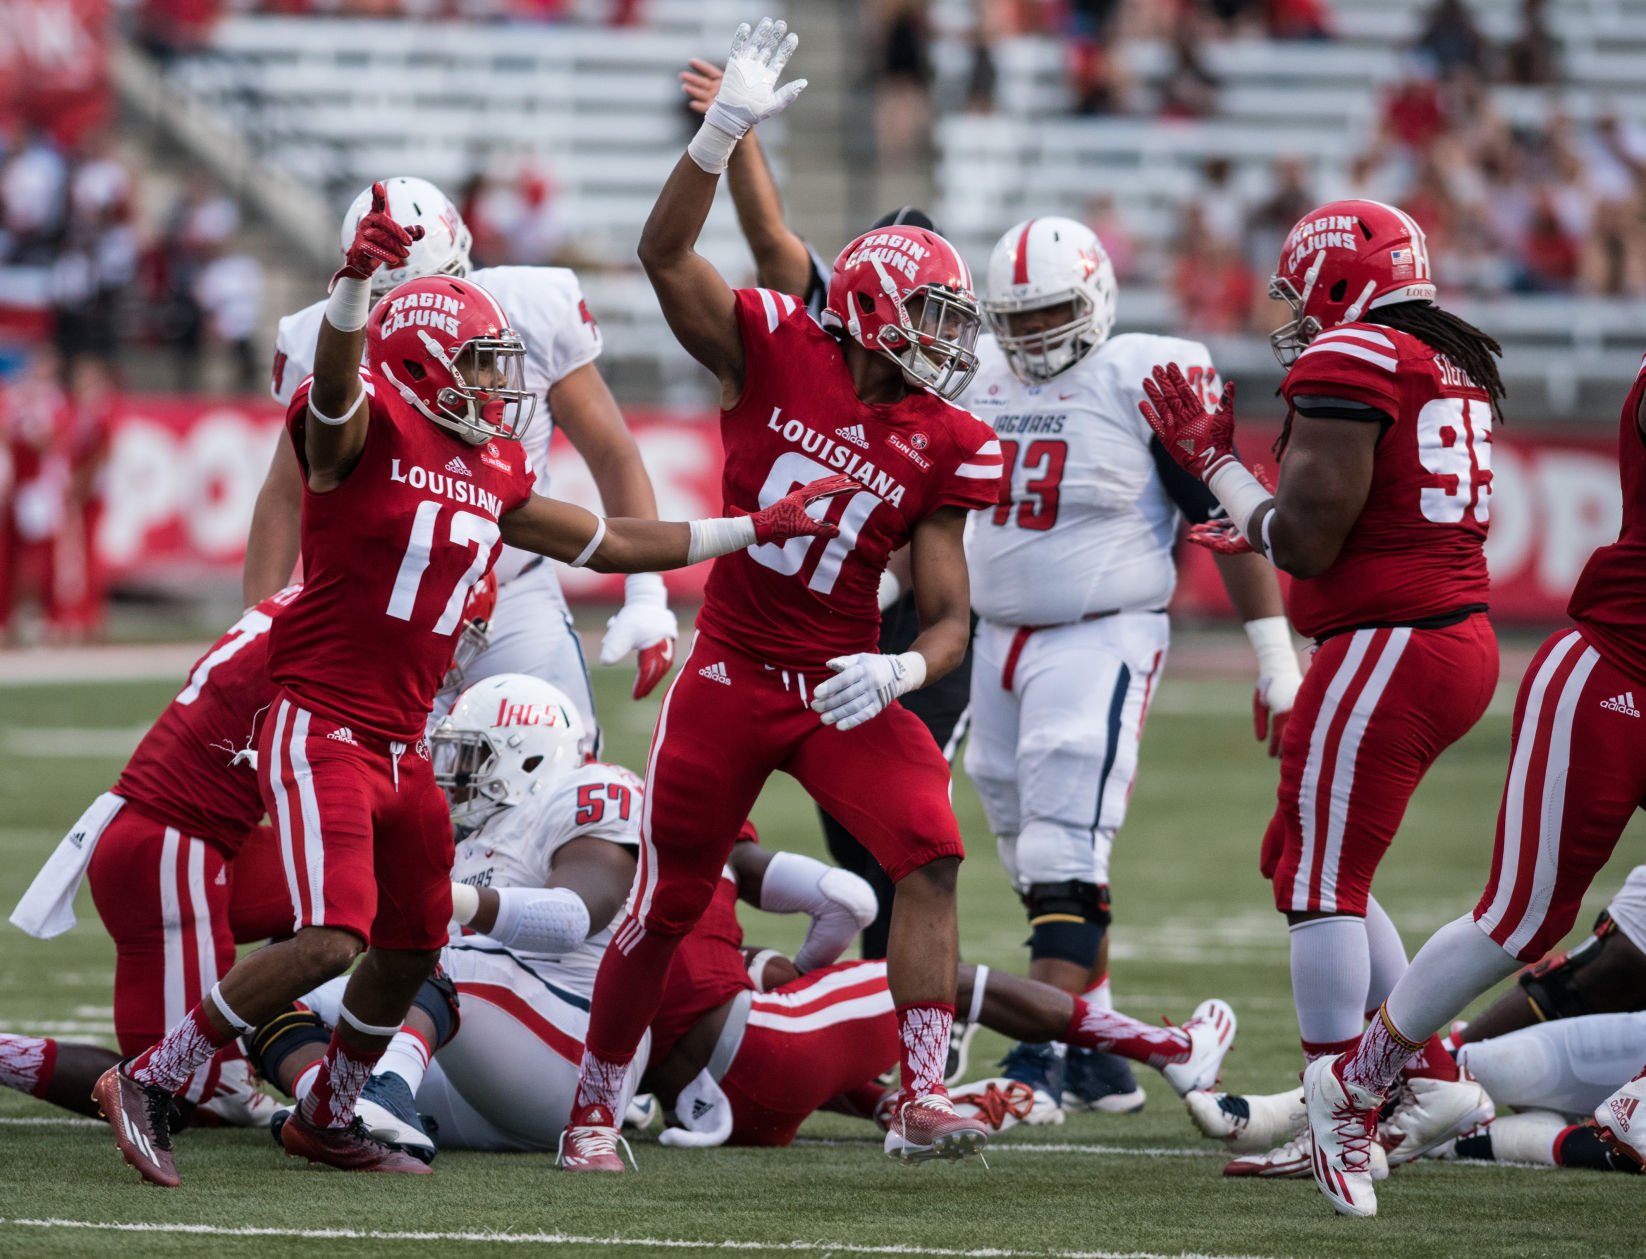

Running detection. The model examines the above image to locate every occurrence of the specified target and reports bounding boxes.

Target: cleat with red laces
[556,1103,634,1173]
[93,1063,181,1188]
[1594,1076,1646,1170]
[948,1078,1036,1133]
[1160,999,1238,1097]
[883,1091,990,1163]
[278,1109,433,1174]
[1304,1055,1383,1217]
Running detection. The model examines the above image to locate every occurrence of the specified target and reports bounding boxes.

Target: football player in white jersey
[246,177,678,749]
[958,216,1303,1122]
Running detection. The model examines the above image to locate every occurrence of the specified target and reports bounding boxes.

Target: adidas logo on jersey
[444,456,473,477]
[326,726,359,745]
[698,661,732,686]
[835,423,869,449]
[1601,692,1640,718]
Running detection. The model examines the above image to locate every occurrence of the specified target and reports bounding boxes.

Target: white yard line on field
[792,1138,1220,1159]
[0,1117,102,1126]
[0,1219,1276,1259]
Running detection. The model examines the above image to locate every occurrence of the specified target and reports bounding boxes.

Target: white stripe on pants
[158,828,222,1104]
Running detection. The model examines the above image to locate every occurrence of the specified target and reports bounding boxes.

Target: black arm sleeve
[1291,394,1395,426]
[1149,435,1225,525]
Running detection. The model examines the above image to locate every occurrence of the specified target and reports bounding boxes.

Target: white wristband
[893,649,928,695]
[687,119,740,174]
[1244,616,1300,680]
[307,388,366,427]
[325,275,371,333]
[1207,461,1275,545]
[687,516,758,565]
[451,882,480,925]
[624,571,668,606]
[568,518,606,569]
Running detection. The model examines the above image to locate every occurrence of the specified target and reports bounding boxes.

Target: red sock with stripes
[0,1034,58,1098]
[1340,1004,1425,1096]
[1063,998,1190,1068]
[896,1003,954,1100]
[1402,1033,1460,1081]
[128,1006,233,1093]
[299,1029,385,1129]
[571,912,682,1125]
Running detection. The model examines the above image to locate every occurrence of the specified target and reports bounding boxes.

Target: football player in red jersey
[1140,199,1509,1190]
[1290,354,1646,1213]
[557,18,1005,1173]
[91,183,846,1188]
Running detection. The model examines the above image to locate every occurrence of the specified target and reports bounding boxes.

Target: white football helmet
[982,216,1117,382]
[342,176,473,297]
[430,674,585,829]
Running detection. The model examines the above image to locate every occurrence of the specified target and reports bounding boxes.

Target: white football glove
[657,1069,734,1149]
[599,572,680,700]
[811,651,927,732]
[688,17,806,171]
[1246,616,1302,758]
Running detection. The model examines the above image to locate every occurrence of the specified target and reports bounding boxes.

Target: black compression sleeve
[1291,394,1395,425]
[1150,434,1225,525]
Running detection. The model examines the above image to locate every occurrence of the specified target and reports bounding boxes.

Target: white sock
[1082,973,1114,1015]
[1362,895,1408,1015]
[1385,914,1520,1043]
[1290,915,1370,1052]
[292,1059,321,1102]
[1458,1011,1646,1115]
[372,1027,432,1094]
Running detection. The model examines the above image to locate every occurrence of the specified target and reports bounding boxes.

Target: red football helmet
[438,569,498,700]
[1269,199,1436,366]
[822,226,981,400]
[367,275,536,445]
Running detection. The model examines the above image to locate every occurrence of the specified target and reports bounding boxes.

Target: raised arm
[302,182,422,491]
[640,19,807,403]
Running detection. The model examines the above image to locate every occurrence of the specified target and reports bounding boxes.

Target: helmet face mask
[431,333,535,445]
[987,293,1096,382]
[1267,274,1322,367]
[883,285,982,399]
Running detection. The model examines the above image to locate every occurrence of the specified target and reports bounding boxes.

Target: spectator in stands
[1085,193,1137,281]
[872,0,936,166]
[1413,0,1491,78]
[1245,156,1313,275]
[1171,204,1254,334]
[193,242,264,392]
[50,356,114,641]
[1158,20,1220,119]
[1265,0,1333,41]
[1517,184,1579,293]
[1501,0,1561,86]
[1,128,68,265]
[0,347,69,645]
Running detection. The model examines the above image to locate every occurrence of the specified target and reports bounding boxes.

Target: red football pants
[586,633,965,1062]
[720,961,900,1146]
[1475,627,1646,959]
[1267,614,1499,916]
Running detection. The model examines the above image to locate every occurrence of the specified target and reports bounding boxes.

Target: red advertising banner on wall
[90,397,1623,626]
[0,0,112,145]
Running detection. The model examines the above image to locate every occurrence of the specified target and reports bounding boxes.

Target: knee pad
[1022,881,1111,967]
[412,966,462,1050]
[245,1006,331,1091]
[1518,914,1644,1021]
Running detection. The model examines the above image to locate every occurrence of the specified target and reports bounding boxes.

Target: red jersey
[113,586,300,855]
[651,862,752,1063]
[269,377,534,741]
[695,289,1003,669]
[1280,321,1492,640]
[1568,357,1646,684]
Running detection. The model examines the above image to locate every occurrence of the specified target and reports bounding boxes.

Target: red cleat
[883,1092,990,1163]
[278,1109,433,1174]
[556,1103,634,1173]
[94,1064,181,1188]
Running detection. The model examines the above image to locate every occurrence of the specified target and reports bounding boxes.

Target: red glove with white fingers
[1139,363,1238,482]
[749,473,857,545]
[332,181,424,287]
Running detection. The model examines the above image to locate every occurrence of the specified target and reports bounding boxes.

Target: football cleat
[1304,1056,1382,1217]
[883,1092,990,1163]
[277,1108,432,1174]
[624,1092,660,1132]
[93,1063,180,1188]
[944,1020,979,1087]
[556,1103,634,1173]
[192,1057,281,1129]
[1160,998,1237,1097]
[353,1072,438,1164]
[1222,1127,1312,1178]
[1594,1075,1646,1170]
[1063,1048,1146,1114]
[949,1078,1036,1133]
[998,1041,1066,1125]
[1379,1071,1494,1166]
[1187,1085,1305,1154]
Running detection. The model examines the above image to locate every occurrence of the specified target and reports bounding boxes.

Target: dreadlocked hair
[1274,301,1506,457]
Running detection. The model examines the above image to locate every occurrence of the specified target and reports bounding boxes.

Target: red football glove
[1184,463,1275,555]
[632,639,676,700]
[333,181,424,285]
[1139,363,1238,482]
[1254,691,1288,757]
[749,474,858,545]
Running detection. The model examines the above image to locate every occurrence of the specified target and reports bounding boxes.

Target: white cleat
[1187,1085,1306,1154]
[624,1093,660,1132]
[1594,1075,1646,1170]
[1380,1072,1495,1166]
[1160,999,1237,1097]
[1222,1127,1312,1179]
[193,1057,280,1128]
[948,1078,1037,1134]
[1304,1056,1383,1218]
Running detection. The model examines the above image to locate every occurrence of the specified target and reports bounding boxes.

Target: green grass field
[1,629,1641,1259]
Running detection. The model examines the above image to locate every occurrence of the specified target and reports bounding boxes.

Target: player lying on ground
[643,832,1237,1152]
[91,188,850,1188]
[558,17,1010,1172]
[956,214,1299,1122]
[254,176,677,738]
[1289,347,1646,1214]
[1141,198,1507,1191]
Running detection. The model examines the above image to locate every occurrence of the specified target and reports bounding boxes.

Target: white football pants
[1457,1011,1646,1117]
[1605,863,1646,953]
[965,612,1169,890]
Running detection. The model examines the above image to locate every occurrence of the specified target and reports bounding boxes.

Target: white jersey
[271,265,603,586]
[960,332,1223,626]
[448,760,642,996]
